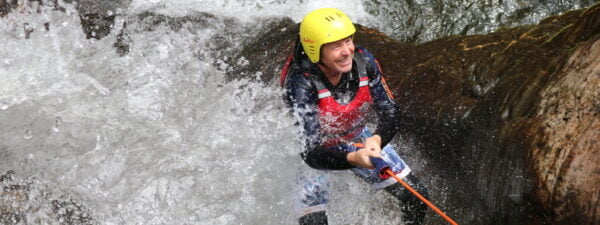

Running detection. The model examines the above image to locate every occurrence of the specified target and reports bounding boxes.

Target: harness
[282,49,373,147]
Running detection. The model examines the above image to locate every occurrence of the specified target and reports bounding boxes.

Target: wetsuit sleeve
[360,48,403,147]
[284,71,355,170]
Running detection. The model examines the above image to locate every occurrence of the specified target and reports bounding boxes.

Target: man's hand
[346,135,383,169]
[363,135,382,152]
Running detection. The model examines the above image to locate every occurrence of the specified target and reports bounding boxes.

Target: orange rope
[385,169,459,225]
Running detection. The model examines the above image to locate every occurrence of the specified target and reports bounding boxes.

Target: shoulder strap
[307,73,328,92]
[354,49,371,88]
[280,54,294,87]
[356,48,374,79]
[281,37,306,88]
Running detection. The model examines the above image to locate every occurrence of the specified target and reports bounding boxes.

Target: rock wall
[527,34,599,225]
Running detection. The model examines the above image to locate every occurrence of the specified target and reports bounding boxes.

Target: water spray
[370,157,459,225]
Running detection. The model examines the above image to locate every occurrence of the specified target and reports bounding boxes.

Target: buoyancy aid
[282,49,373,147]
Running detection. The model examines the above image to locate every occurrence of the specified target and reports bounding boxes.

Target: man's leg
[384,174,428,225]
[295,169,330,225]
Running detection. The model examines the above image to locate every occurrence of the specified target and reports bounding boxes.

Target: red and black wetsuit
[282,45,403,170]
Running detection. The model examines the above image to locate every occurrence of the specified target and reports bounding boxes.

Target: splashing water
[0,1,304,224]
[0,0,401,224]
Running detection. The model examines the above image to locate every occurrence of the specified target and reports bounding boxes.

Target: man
[281,8,428,225]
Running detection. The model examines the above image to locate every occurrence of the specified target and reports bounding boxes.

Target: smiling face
[319,36,355,74]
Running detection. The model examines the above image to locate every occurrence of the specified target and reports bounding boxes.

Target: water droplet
[462,108,472,120]
[508,194,523,203]
[53,117,63,132]
[23,129,33,139]
[501,107,511,120]
[0,99,8,110]
[471,84,482,97]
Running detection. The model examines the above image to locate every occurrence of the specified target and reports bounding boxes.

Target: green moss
[542,23,574,46]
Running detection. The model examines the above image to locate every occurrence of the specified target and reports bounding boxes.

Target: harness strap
[317,89,331,99]
[359,76,369,87]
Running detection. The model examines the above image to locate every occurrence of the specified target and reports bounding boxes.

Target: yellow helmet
[299,8,356,63]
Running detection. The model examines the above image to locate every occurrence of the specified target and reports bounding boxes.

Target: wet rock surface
[0,171,95,225]
[527,33,599,225]
[232,3,599,225]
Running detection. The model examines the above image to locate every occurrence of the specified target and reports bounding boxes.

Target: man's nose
[341,43,354,56]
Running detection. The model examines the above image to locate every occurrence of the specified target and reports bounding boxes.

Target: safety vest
[282,49,373,147]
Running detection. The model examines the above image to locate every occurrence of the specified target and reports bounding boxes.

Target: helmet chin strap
[317,61,340,78]
[317,54,340,75]
[317,61,330,70]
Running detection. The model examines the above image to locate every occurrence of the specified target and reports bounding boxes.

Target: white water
[0,1,407,224]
